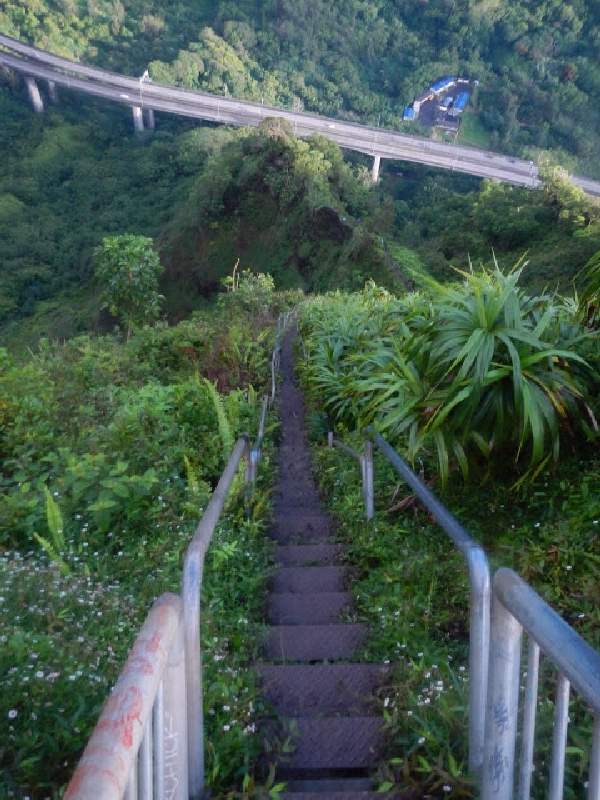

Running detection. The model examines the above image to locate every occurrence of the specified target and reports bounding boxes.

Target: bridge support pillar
[132,105,145,134]
[144,108,155,130]
[25,77,44,113]
[47,80,58,103]
[372,155,381,183]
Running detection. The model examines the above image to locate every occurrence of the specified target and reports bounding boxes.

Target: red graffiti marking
[126,654,155,676]
[97,685,143,749]
[145,631,162,653]
[65,764,121,798]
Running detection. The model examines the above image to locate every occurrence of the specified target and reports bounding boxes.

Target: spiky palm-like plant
[579,250,600,326]
[299,266,592,485]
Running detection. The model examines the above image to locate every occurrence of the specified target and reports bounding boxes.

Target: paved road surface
[2,33,600,197]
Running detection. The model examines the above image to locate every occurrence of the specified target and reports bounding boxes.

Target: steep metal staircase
[64,318,600,800]
[257,331,390,798]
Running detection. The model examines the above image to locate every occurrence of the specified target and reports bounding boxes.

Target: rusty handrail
[64,593,187,800]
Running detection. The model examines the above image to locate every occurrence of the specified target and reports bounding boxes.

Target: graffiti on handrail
[164,709,180,800]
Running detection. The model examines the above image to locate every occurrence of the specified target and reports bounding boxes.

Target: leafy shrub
[300,266,596,484]
[0,299,280,796]
[94,234,164,338]
[579,249,600,325]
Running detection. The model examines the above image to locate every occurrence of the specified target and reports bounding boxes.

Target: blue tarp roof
[403,106,416,120]
[430,76,455,92]
[454,91,470,110]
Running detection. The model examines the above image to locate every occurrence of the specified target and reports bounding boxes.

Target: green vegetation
[0,92,399,337]
[94,234,164,338]
[457,112,491,149]
[580,250,600,325]
[0,285,292,798]
[299,272,598,486]
[386,168,600,289]
[0,91,189,334]
[164,121,395,303]
[308,438,600,798]
[2,3,600,795]
[297,269,599,794]
[5,0,600,174]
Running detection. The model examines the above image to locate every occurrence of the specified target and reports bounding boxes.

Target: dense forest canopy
[3,0,600,338]
[3,0,600,173]
[2,5,600,799]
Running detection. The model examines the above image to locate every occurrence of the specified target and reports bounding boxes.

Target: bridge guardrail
[327,427,490,775]
[482,568,600,800]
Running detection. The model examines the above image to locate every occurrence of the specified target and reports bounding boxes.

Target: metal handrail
[65,310,293,800]
[482,568,600,800]
[64,593,187,800]
[182,436,250,798]
[327,427,490,775]
[184,311,292,797]
[370,430,490,776]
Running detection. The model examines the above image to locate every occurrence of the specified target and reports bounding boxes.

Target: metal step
[275,544,345,566]
[257,663,389,714]
[268,593,352,625]
[281,778,373,793]
[270,513,334,544]
[281,793,398,799]
[272,566,348,594]
[280,717,384,770]
[264,625,367,662]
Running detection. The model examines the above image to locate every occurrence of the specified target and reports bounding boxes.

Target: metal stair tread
[264,624,367,662]
[272,566,348,593]
[281,778,373,792]
[268,592,352,625]
[275,544,345,566]
[279,716,384,769]
[257,663,390,714]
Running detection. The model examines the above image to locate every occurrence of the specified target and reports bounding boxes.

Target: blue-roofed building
[430,76,456,94]
[403,106,416,121]
[449,91,470,116]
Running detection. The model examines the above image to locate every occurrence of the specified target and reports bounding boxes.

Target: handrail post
[162,616,189,799]
[244,437,253,484]
[481,593,523,800]
[467,546,491,776]
[249,449,258,483]
[327,431,334,448]
[183,546,205,799]
[363,439,374,520]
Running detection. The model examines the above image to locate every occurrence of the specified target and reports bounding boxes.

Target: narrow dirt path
[257,328,392,799]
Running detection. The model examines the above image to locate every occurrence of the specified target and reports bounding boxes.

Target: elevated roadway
[1,33,600,197]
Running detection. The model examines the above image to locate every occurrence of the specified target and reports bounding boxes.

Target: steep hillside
[163,120,395,311]
[0,96,400,342]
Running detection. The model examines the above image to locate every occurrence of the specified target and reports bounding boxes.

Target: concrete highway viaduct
[2,33,600,197]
